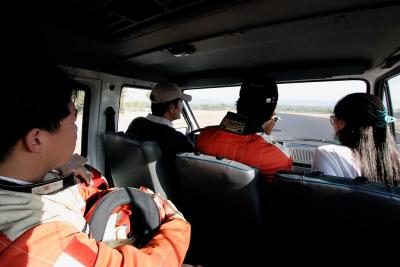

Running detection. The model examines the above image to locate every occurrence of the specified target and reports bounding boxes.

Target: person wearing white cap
[126,81,194,158]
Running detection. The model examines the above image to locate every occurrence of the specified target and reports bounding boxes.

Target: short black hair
[0,53,76,163]
[237,75,278,126]
[151,98,181,117]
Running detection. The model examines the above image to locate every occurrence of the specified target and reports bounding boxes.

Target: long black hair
[334,93,400,185]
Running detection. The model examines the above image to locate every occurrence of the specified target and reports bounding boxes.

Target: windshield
[186,80,367,142]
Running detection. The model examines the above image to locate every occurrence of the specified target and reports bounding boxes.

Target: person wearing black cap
[126,81,194,157]
[195,75,292,181]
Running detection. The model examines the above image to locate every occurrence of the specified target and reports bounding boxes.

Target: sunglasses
[330,115,336,125]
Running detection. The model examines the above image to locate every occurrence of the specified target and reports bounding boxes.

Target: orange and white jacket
[0,184,191,267]
[196,112,292,181]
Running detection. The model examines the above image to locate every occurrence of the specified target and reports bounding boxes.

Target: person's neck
[0,152,48,183]
[162,113,174,122]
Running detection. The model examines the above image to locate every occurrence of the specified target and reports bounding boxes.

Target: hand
[56,153,94,185]
[262,115,278,135]
[140,187,185,222]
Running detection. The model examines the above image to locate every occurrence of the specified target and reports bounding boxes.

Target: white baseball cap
[150,81,192,104]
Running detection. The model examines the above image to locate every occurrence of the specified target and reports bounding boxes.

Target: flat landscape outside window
[186,80,366,142]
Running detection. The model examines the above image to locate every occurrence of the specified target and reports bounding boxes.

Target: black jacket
[126,117,194,158]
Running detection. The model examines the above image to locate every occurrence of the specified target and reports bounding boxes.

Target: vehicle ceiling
[3,0,400,86]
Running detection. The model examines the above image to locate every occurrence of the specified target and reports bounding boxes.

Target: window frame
[375,67,400,142]
[74,85,91,157]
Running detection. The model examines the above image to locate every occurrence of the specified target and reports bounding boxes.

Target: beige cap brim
[181,93,192,102]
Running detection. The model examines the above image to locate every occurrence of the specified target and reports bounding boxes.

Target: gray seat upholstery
[104,132,171,199]
[175,152,263,265]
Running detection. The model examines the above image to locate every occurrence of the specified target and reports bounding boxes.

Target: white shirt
[145,114,173,127]
[311,144,361,178]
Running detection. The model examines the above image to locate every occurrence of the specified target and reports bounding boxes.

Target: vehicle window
[186,80,366,142]
[73,90,85,155]
[276,80,366,142]
[118,87,188,133]
[386,75,400,143]
[187,86,239,128]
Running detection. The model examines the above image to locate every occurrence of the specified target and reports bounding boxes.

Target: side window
[118,87,189,133]
[73,90,86,155]
[386,75,400,143]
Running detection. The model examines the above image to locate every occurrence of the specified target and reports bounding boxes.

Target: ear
[168,103,176,113]
[24,128,43,153]
[337,119,346,131]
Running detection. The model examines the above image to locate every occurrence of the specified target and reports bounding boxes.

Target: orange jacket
[0,185,191,267]
[196,112,292,181]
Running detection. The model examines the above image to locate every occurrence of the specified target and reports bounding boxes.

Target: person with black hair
[126,81,194,157]
[312,93,400,185]
[196,76,292,181]
[0,55,191,266]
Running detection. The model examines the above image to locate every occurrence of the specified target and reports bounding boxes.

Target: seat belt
[104,107,116,186]
[105,107,116,133]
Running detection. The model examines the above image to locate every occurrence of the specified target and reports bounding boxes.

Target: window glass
[73,90,85,154]
[118,87,188,133]
[187,86,239,128]
[276,80,366,141]
[186,80,366,142]
[387,75,400,143]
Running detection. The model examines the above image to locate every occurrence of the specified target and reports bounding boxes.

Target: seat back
[104,132,170,198]
[175,152,263,265]
[268,170,400,230]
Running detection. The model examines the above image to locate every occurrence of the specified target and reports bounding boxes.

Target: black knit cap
[239,75,278,104]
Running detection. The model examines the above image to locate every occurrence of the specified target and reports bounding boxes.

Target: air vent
[289,147,315,165]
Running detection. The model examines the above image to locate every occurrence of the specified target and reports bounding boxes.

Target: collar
[219,112,264,135]
[0,176,32,185]
[145,113,173,127]
[0,173,76,195]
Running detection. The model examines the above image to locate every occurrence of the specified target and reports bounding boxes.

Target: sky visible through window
[187,80,366,107]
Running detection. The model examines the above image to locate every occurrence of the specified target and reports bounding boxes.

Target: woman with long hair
[312,93,400,185]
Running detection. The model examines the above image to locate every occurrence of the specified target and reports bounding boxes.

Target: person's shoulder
[316,144,353,154]
[131,116,147,124]
[126,116,147,134]
[197,125,221,138]
[128,116,147,127]
[253,133,292,157]
[202,125,220,132]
